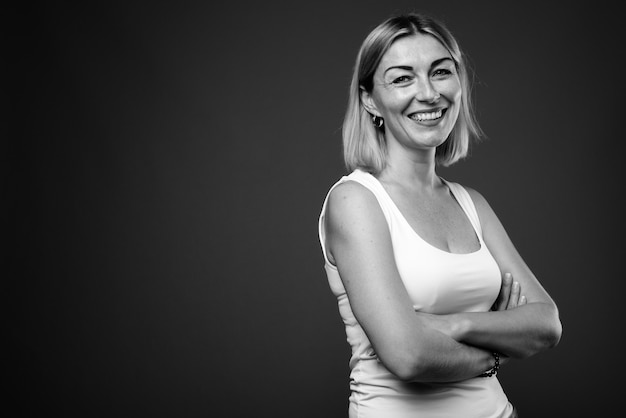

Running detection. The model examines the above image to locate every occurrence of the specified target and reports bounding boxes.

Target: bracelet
[479,352,500,378]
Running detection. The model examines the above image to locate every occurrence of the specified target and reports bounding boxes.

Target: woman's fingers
[493,273,513,311]
[507,280,521,309]
[493,273,526,310]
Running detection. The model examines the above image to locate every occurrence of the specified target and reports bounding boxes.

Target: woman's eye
[432,68,453,77]
[392,75,413,84]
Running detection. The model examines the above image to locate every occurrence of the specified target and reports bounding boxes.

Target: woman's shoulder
[442,179,496,220]
[444,180,489,207]
[326,169,378,203]
[447,182,499,226]
[463,186,492,213]
[326,178,379,216]
[325,173,387,230]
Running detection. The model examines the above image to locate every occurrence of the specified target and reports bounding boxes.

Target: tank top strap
[441,179,484,240]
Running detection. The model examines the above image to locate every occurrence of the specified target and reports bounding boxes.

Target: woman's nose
[415,78,440,103]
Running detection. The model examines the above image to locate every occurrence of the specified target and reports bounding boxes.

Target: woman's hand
[492,272,527,311]
[490,273,525,365]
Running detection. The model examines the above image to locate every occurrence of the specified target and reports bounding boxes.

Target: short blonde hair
[342,13,482,173]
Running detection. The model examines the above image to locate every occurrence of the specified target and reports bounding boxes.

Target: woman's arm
[422,188,562,359]
[325,181,496,382]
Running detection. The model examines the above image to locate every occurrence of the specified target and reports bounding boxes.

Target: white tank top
[318,169,514,418]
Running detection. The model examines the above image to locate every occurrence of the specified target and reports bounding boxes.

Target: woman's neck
[377,147,439,191]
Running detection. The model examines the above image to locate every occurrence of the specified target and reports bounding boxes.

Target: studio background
[9,1,624,417]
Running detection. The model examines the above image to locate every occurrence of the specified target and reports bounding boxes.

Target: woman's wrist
[478,352,500,377]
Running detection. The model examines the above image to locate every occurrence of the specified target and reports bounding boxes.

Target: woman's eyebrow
[430,57,454,68]
[383,57,454,74]
[384,65,413,74]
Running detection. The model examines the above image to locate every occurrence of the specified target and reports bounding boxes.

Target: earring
[372,115,384,128]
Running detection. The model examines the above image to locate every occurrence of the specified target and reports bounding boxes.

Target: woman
[318,13,562,417]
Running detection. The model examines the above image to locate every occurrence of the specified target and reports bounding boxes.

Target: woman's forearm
[447,302,562,358]
[385,322,499,383]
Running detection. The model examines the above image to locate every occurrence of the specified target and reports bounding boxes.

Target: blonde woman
[318,13,561,418]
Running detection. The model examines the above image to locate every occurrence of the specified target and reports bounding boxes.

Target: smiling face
[361,34,462,156]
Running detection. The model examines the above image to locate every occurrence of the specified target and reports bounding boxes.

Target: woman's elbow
[541,305,562,350]
[381,350,434,382]
[528,324,562,358]
[546,315,563,349]
[374,347,423,382]
[516,313,563,359]
[390,366,418,382]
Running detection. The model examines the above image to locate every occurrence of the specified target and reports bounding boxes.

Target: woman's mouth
[408,108,445,122]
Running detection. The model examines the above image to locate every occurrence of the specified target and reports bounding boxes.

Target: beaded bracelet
[479,352,500,377]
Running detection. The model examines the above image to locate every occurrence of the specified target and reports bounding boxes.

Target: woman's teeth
[410,109,443,121]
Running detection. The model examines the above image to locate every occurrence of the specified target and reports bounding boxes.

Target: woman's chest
[391,191,480,254]
[390,228,501,314]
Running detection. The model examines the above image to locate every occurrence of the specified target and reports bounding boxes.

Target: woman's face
[363,34,462,154]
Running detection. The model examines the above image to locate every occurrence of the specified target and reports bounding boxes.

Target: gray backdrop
[9,0,624,416]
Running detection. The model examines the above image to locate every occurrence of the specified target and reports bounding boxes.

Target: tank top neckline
[355,169,484,256]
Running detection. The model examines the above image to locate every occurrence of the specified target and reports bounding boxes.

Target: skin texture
[325,34,561,383]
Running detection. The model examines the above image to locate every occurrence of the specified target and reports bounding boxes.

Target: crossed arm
[324,181,562,383]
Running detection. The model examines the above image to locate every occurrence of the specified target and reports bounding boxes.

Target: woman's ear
[360,87,381,117]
